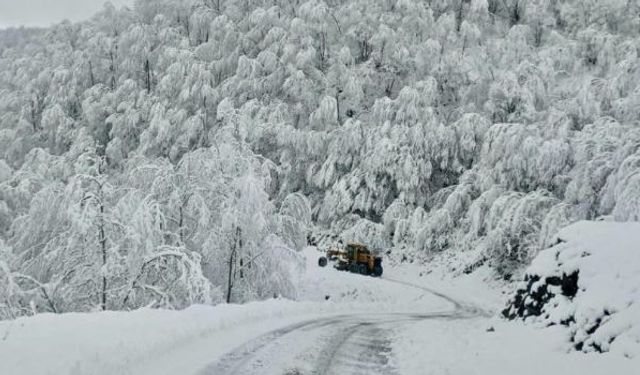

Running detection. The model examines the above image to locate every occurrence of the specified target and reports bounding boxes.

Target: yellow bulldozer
[318,243,383,277]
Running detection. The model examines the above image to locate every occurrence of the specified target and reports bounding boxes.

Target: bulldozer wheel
[358,263,368,275]
[349,263,359,273]
[318,257,328,267]
[372,266,383,277]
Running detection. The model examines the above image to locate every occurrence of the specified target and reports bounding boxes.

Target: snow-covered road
[201,313,399,375]
[202,313,462,375]
[201,277,480,375]
[199,260,498,375]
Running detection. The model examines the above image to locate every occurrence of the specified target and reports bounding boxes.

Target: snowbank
[0,300,326,375]
[503,221,640,358]
[0,295,446,375]
[392,317,638,375]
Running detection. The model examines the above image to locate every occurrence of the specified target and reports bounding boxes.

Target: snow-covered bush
[340,219,389,252]
[483,190,559,276]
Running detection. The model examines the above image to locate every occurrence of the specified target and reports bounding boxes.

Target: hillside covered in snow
[504,221,640,358]
[1,0,640,320]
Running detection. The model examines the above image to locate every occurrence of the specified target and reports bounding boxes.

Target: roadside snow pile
[0,300,327,375]
[503,221,640,358]
[392,316,638,375]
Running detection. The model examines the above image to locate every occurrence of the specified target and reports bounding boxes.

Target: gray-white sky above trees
[0,0,132,28]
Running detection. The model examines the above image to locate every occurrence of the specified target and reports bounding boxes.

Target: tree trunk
[226,227,241,303]
[98,160,108,311]
[109,50,116,90]
[145,59,152,93]
[178,204,184,244]
[201,96,209,147]
[456,1,464,33]
[89,60,96,87]
[99,202,107,310]
[335,90,342,125]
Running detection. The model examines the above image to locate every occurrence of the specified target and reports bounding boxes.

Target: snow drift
[503,221,640,358]
[0,300,334,375]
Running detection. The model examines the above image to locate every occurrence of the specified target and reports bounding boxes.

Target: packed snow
[0,247,447,375]
[2,246,637,375]
[393,318,636,375]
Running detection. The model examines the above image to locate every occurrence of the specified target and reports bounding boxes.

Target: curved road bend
[200,278,488,375]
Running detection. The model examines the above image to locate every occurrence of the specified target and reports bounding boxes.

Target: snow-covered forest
[1,0,639,318]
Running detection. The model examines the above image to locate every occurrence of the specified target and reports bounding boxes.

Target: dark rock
[463,256,487,275]
[503,271,580,320]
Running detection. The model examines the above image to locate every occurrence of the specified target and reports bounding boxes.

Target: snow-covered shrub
[414,178,479,254]
[415,208,454,254]
[600,150,640,220]
[382,198,412,239]
[389,206,428,252]
[483,190,559,276]
[537,203,583,249]
[480,123,572,193]
[279,193,312,228]
[340,219,389,252]
[0,160,11,183]
[565,118,631,216]
[0,239,20,319]
[456,186,503,252]
[278,192,312,251]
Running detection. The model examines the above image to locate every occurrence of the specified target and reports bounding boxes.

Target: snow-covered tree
[2,0,640,316]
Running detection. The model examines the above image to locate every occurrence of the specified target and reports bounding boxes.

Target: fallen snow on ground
[0,247,448,375]
[384,254,508,313]
[383,235,639,375]
[1,244,637,374]
[299,247,452,310]
[0,300,322,375]
[392,317,638,375]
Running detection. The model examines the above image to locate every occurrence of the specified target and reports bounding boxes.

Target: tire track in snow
[198,315,352,375]
[201,312,477,375]
[201,278,488,375]
[312,323,397,375]
[383,277,492,318]
[310,321,374,375]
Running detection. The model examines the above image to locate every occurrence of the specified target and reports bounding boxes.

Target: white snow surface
[0,247,448,375]
[393,318,634,375]
[524,220,640,358]
[1,245,637,374]
[388,250,638,375]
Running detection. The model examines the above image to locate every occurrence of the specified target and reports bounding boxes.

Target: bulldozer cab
[345,243,369,259]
